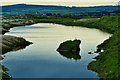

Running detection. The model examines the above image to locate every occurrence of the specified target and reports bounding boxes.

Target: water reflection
[3,23,111,78]
[57,50,81,60]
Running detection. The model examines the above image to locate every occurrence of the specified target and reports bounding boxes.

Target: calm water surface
[2,23,111,78]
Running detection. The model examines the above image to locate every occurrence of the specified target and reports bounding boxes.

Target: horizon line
[1,2,119,7]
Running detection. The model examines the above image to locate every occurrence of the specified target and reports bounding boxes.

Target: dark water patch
[57,51,81,60]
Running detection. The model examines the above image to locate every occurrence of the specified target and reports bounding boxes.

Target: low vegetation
[1,65,11,80]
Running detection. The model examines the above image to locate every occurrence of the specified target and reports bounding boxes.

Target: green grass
[88,30,120,78]
[61,40,81,47]
[2,65,11,80]
[0,64,10,80]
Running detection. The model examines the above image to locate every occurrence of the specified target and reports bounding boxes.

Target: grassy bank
[1,64,11,80]
[33,16,118,34]
[0,57,10,80]
[88,30,120,79]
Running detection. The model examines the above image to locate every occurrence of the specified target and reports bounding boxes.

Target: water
[2,23,111,78]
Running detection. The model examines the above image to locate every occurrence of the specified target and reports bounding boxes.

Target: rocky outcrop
[1,35,32,54]
[57,39,81,60]
[57,39,81,52]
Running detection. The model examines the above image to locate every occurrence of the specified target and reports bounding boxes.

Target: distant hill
[1,4,119,15]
